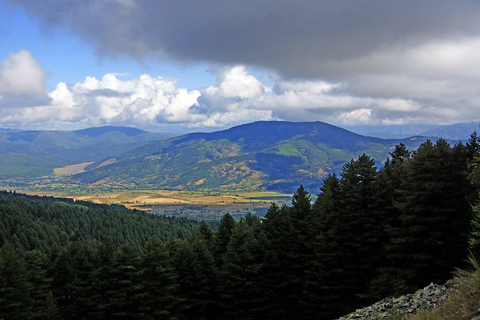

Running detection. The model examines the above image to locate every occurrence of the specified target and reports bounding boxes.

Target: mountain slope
[421,122,480,140]
[74,121,426,192]
[0,126,170,178]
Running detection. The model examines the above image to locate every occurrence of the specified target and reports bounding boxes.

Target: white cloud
[0,50,48,96]
[1,63,480,130]
[217,66,264,99]
[338,109,373,125]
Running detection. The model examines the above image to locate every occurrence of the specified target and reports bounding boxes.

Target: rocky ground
[336,281,459,319]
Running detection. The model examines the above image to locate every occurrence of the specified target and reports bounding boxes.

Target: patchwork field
[0,187,293,219]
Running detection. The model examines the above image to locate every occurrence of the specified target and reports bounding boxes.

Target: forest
[2,134,480,320]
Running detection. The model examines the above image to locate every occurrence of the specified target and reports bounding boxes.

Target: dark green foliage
[169,235,217,320]
[0,191,213,252]
[196,221,214,251]
[303,174,349,319]
[388,139,472,291]
[51,240,99,319]
[335,154,383,303]
[108,244,145,319]
[141,236,179,320]
[212,213,237,267]
[219,219,271,320]
[0,242,33,320]
[24,250,52,319]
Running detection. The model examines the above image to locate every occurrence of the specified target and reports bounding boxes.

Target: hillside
[73,121,431,192]
[0,126,170,178]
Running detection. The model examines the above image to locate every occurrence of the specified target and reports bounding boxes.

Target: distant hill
[0,126,171,178]
[344,122,480,140]
[73,126,148,137]
[420,122,480,140]
[73,121,435,192]
[344,124,439,139]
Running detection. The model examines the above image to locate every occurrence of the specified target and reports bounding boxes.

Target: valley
[0,121,473,219]
[0,184,292,219]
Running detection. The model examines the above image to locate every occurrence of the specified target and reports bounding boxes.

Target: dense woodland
[2,134,480,319]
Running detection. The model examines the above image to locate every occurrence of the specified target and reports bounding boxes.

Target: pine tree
[0,242,33,320]
[170,236,217,320]
[36,291,61,320]
[196,221,214,251]
[94,237,118,319]
[50,240,99,319]
[369,144,411,298]
[219,220,271,320]
[260,203,290,318]
[212,213,236,268]
[303,174,349,319]
[141,236,179,320]
[337,154,382,303]
[391,139,472,290]
[24,250,52,319]
[260,186,312,319]
[108,244,145,319]
[469,205,480,260]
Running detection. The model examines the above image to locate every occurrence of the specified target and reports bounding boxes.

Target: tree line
[2,134,480,319]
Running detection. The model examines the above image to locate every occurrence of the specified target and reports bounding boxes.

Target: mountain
[344,122,480,140]
[420,122,480,140]
[73,121,433,192]
[73,126,148,137]
[0,126,171,178]
[343,124,439,139]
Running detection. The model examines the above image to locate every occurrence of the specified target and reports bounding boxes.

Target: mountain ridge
[0,126,171,178]
[73,121,438,192]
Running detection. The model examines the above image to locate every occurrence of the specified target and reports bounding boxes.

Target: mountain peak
[73,126,147,137]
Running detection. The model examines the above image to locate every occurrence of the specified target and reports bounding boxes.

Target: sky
[1,0,480,133]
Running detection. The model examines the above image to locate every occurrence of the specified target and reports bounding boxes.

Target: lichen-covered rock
[336,281,457,320]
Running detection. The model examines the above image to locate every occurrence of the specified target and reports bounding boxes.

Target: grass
[0,185,292,213]
[383,256,480,320]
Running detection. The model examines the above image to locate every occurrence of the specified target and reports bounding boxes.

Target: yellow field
[72,190,292,210]
[3,188,292,211]
[53,162,94,176]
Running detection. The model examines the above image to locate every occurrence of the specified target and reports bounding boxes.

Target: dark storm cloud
[6,0,480,80]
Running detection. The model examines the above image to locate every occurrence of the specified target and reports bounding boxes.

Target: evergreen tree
[0,243,33,320]
[260,203,290,318]
[391,139,472,290]
[219,220,271,320]
[212,213,236,268]
[141,236,179,320]
[108,244,145,320]
[469,205,480,260]
[303,174,349,319]
[24,250,52,319]
[170,235,217,320]
[260,186,312,319]
[369,144,411,298]
[337,154,382,303]
[36,291,61,320]
[50,240,99,319]
[196,221,214,251]
[94,237,118,320]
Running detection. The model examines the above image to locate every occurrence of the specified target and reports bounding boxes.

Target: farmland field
[0,186,293,219]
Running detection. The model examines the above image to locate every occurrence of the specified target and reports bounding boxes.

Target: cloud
[7,1,480,77]
[7,0,480,126]
[0,50,48,96]
[5,64,470,130]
